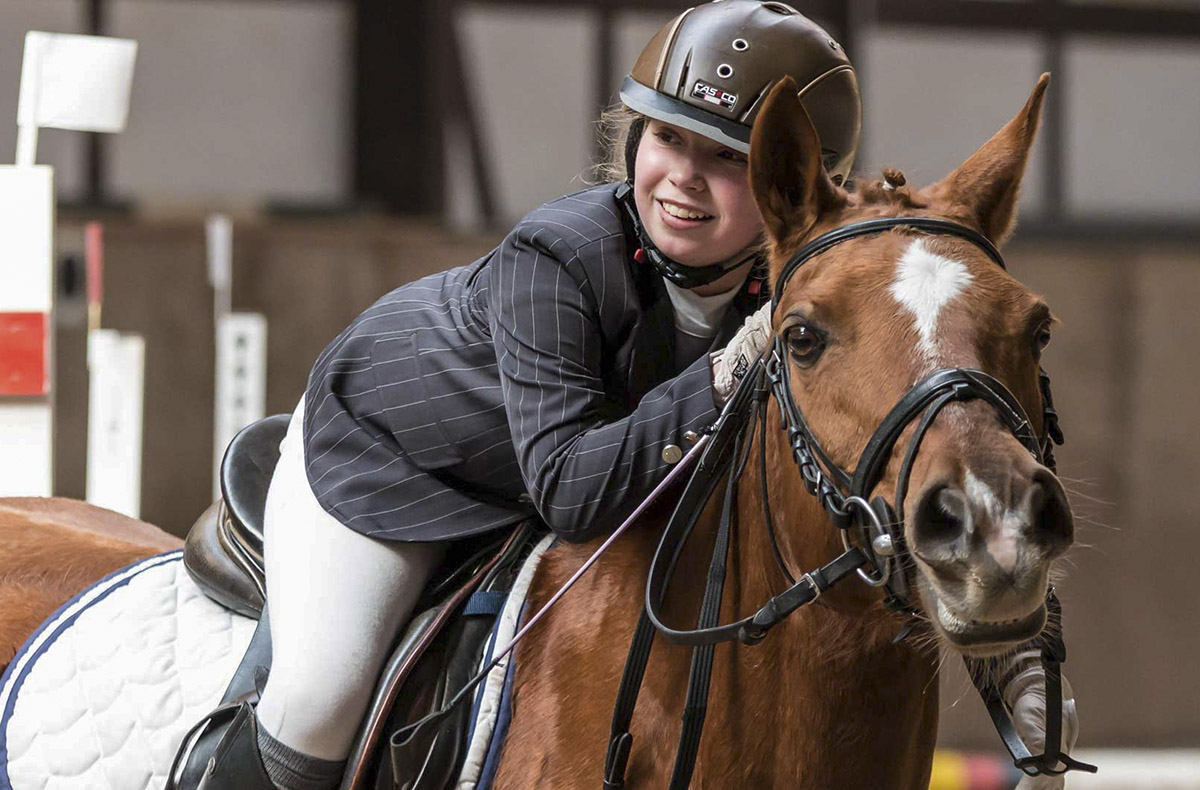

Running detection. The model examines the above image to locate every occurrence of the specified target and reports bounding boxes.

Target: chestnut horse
[494,75,1068,789]
[0,497,180,673]
[0,76,1071,790]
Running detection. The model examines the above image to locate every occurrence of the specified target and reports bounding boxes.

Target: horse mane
[851,168,930,211]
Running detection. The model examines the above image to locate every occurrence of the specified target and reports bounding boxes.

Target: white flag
[17,31,137,133]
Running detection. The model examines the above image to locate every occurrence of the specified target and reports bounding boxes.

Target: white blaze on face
[964,469,1022,574]
[890,239,974,367]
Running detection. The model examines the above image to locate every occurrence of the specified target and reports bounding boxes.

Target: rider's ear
[925,73,1050,248]
[749,77,843,249]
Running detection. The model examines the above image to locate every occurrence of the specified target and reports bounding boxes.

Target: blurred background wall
[1,0,1198,759]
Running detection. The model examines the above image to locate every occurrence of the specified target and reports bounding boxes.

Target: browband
[772,216,1006,309]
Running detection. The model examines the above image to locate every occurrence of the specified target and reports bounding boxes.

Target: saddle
[180,416,540,790]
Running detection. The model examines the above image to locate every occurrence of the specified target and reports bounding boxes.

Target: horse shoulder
[493,533,651,788]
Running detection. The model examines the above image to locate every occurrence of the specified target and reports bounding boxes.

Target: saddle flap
[183,500,265,619]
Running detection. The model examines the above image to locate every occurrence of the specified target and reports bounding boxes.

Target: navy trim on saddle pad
[0,550,184,790]
[463,595,520,770]
[475,650,518,789]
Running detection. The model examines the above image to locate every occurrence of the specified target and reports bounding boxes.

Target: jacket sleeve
[489,223,719,542]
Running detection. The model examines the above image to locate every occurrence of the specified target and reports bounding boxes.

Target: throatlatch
[603,216,1097,788]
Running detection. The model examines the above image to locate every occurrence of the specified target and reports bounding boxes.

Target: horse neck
[681,403,941,788]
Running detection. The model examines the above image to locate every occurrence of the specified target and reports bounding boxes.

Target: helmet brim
[620,76,751,155]
[620,75,858,183]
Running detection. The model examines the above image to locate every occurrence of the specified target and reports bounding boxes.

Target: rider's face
[633,120,763,283]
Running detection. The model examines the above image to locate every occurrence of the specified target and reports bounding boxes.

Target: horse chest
[494,498,938,790]
[680,610,938,788]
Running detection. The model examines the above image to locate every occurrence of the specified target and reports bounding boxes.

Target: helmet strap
[614,181,760,291]
[623,116,646,183]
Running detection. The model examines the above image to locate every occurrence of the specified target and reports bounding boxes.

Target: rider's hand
[711,303,772,405]
[1001,650,1080,790]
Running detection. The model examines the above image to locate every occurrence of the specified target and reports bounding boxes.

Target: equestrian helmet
[620,0,861,183]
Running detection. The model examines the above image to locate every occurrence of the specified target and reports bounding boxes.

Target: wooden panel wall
[53,217,501,534]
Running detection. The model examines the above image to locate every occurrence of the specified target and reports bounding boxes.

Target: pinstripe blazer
[302,182,759,543]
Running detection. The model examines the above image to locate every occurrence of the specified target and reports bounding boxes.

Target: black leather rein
[603,217,1096,789]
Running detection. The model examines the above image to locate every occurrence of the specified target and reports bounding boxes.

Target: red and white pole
[0,166,54,496]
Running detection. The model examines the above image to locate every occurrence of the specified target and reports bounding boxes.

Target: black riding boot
[168,701,276,790]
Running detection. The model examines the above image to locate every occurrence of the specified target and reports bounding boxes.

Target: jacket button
[662,444,683,464]
[683,430,700,445]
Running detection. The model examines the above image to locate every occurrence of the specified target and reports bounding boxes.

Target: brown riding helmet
[620,0,861,183]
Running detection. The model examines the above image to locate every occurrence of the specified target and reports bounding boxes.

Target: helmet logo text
[692,81,737,110]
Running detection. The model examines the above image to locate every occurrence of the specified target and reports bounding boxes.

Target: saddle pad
[0,551,257,790]
[457,532,555,789]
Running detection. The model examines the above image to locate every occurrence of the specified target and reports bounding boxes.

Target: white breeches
[254,398,444,760]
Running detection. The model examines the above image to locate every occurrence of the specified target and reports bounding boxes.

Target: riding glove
[711,303,772,405]
[1001,649,1080,790]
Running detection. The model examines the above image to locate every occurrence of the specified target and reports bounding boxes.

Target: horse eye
[1034,323,1052,356]
[787,324,826,367]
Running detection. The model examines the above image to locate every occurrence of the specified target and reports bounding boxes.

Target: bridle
[603,216,1096,788]
[762,216,1062,617]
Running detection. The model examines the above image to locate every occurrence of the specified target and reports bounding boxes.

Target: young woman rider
[177,2,1078,787]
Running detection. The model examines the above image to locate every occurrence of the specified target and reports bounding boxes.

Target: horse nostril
[912,484,969,561]
[1029,469,1074,550]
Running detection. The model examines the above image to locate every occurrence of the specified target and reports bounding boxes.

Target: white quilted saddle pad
[0,551,257,790]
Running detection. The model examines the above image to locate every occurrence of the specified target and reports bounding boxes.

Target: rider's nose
[668,162,704,191]
[911,482,971,566]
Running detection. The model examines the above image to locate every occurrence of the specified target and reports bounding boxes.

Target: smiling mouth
[658,199,713,222]
[932,596,1047,652]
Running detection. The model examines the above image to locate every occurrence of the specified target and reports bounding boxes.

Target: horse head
[749,74,1070,657]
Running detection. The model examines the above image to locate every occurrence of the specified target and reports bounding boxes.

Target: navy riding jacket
[302,183,758,543]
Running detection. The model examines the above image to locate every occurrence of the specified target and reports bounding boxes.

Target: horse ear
[749,77,842,248]
[928,73,1050,247]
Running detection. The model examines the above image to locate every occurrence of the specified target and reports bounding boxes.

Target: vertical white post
[214,314,268,498]
[83,222,145,517]
[207,213,232,498]
[86,330,145,517]
[207,215,269,499]
[15,126,38,168]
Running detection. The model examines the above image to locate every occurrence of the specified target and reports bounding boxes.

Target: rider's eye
[786,324,826,367]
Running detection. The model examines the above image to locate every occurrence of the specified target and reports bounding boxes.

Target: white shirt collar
[663,275,745,339]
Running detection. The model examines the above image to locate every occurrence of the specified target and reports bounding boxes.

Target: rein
[603,217,1097,788]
